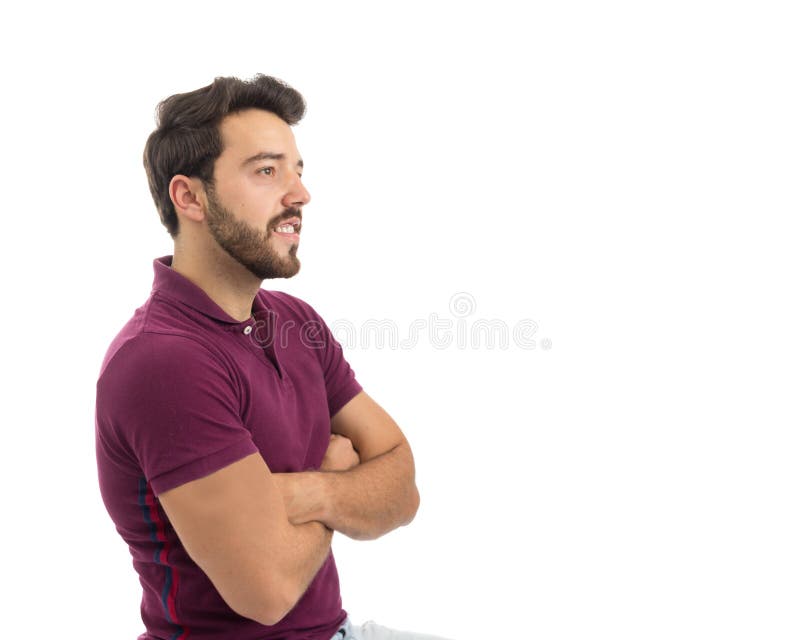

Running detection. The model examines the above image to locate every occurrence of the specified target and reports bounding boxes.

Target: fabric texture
[96,256,363,640]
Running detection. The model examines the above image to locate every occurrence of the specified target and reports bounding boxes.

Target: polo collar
[151,255,270,326]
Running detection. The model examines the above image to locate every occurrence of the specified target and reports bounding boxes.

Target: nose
[283,173,311,208]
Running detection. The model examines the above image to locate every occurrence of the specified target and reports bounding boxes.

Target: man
[95,75,451,640]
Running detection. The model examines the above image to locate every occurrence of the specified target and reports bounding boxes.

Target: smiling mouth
[272,216,301,236]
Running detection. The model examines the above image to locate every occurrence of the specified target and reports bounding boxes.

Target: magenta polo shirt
[95,256,363,640]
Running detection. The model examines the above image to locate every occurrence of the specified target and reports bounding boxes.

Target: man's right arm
[158,452,332,626]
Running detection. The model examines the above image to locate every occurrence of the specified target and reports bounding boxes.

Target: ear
[169,175,207,224]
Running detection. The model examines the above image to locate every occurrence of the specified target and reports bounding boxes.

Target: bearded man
[95,75,451,640]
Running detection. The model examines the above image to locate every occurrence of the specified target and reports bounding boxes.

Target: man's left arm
[273,390,420,540]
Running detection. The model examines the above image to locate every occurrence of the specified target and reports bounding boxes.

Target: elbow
[243,585,302,627]
[251,602,292,627]
[402,444,420,525]
[232,593,286,627]
[204,566,306,626]
[231,572,309,627]
[248,607,286,628]
[401,483,420,526]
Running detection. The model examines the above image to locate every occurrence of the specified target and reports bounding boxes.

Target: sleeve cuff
[328,379,364,418]
[149,437,260,496]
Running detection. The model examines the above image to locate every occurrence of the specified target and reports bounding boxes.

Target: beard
[204,186,301,280]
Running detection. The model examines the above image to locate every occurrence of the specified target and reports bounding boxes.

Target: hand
[272,435,359,526]
[320,434,360,472]
[272,472,321,525]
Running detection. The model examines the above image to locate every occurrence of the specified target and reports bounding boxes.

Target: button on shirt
[95,256,362,640]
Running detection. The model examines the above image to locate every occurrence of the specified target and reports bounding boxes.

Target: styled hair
[143,74,306,237]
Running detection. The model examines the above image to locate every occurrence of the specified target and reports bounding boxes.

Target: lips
[273,216,301,234]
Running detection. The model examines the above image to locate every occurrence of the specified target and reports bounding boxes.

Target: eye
[258,167,275,176]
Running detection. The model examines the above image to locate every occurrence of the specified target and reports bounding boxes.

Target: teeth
[275,224,296,233]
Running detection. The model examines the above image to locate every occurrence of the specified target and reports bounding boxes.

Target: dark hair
[143,74,306,237]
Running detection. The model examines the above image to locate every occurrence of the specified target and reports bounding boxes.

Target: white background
[1,1,798,638]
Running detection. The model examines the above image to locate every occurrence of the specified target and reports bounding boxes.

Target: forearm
[276,442,419,540]
[158,452,334,626]
[325,442,420,539]
[226,519,332,625]
[277,519,333,604]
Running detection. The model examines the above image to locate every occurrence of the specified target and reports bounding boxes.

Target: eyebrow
[242,152,304,169]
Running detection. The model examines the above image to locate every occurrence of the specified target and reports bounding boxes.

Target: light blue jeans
[331,618,453,640]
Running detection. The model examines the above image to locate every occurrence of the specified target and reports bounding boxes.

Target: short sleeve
[95,333,259,496]
[284,295,363,417]
[317,318,363,417]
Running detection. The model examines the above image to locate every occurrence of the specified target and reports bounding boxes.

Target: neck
[171,243,261,322]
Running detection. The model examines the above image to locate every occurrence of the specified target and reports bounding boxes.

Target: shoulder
[99,291,226,375]
[258,289,333,334]
[258,290,342,354]
[96,331,245,438]
[259,289,320,319]
[98,331,231,391]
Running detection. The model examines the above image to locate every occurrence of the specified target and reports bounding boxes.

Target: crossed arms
[158,390,419,625]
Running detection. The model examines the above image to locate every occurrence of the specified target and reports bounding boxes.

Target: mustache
[272,208,303,226]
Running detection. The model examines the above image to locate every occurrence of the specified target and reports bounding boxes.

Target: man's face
[203,109,310,280]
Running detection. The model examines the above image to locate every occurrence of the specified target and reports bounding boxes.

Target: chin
[257,260,301,280]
